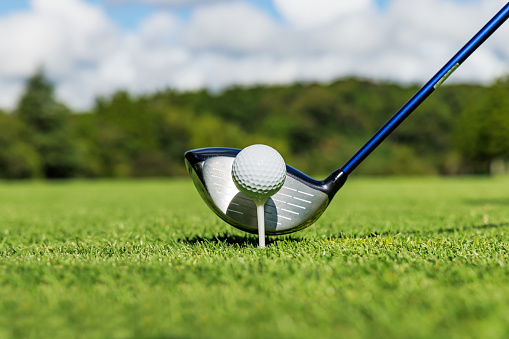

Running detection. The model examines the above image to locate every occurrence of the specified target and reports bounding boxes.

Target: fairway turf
[1,177,509,339]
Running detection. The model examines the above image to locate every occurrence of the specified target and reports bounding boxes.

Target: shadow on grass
[435,222,509,234]
[348,222,509,239]
[180,222,509,247]
[182,234,304,246]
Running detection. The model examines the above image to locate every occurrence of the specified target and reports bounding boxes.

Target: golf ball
[232,144,286,199]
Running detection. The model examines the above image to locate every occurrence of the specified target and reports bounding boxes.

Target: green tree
[455,77,509,174]
[15,69,79,178]
[0,112,42,179]
[92,91,162,177]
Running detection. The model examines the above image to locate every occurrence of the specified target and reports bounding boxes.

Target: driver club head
[185,147,347,235]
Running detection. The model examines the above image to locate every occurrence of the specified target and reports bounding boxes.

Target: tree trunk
[489,157,506,176]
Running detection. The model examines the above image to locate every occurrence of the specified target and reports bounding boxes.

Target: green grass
[1,177,509,339]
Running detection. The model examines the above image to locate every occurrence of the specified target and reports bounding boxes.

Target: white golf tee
[254,198,267,248]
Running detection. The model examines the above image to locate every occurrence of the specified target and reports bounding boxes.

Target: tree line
[1,69,508,179]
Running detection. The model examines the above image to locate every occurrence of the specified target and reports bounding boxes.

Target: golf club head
[185,147,347,235]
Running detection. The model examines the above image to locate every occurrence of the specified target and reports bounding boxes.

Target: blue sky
[0,0,507,110]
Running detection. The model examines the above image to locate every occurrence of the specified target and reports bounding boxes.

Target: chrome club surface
[185,148,347,235]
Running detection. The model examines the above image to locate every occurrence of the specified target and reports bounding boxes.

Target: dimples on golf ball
[232,145,286,199]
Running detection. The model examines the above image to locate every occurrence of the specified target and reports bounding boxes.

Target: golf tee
[254,198,267,248]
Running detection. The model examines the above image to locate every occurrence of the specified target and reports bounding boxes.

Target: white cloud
[374,0,509,82]
[0,0,119,109]
[273,0,372,28]
[0,0,508,110]
[183,2,280,53]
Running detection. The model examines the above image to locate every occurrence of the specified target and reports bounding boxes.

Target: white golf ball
[232,144,286,199]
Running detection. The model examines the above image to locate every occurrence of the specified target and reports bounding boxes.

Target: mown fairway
[1,177,509,339]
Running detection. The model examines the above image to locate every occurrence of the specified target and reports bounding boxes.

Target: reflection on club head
[226,194,278,233]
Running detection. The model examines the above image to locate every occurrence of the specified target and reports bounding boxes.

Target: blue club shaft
[341,2,509,175]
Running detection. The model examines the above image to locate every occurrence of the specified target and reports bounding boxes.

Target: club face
[185,148,345,235]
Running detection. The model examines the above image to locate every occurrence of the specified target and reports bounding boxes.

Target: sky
[0,0,508,110]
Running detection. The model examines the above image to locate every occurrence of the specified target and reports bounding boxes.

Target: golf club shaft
[341,2,509,175]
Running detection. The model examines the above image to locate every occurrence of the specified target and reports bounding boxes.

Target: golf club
[185,3,509,235]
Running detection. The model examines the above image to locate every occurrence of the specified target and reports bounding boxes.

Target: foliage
[455,77,509,173]
[0,112,41,179]
[1,178,509,338]
[14,69,79,178]
[1,70,508,179]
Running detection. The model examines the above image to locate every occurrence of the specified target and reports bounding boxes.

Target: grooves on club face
[185,147,347,235]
